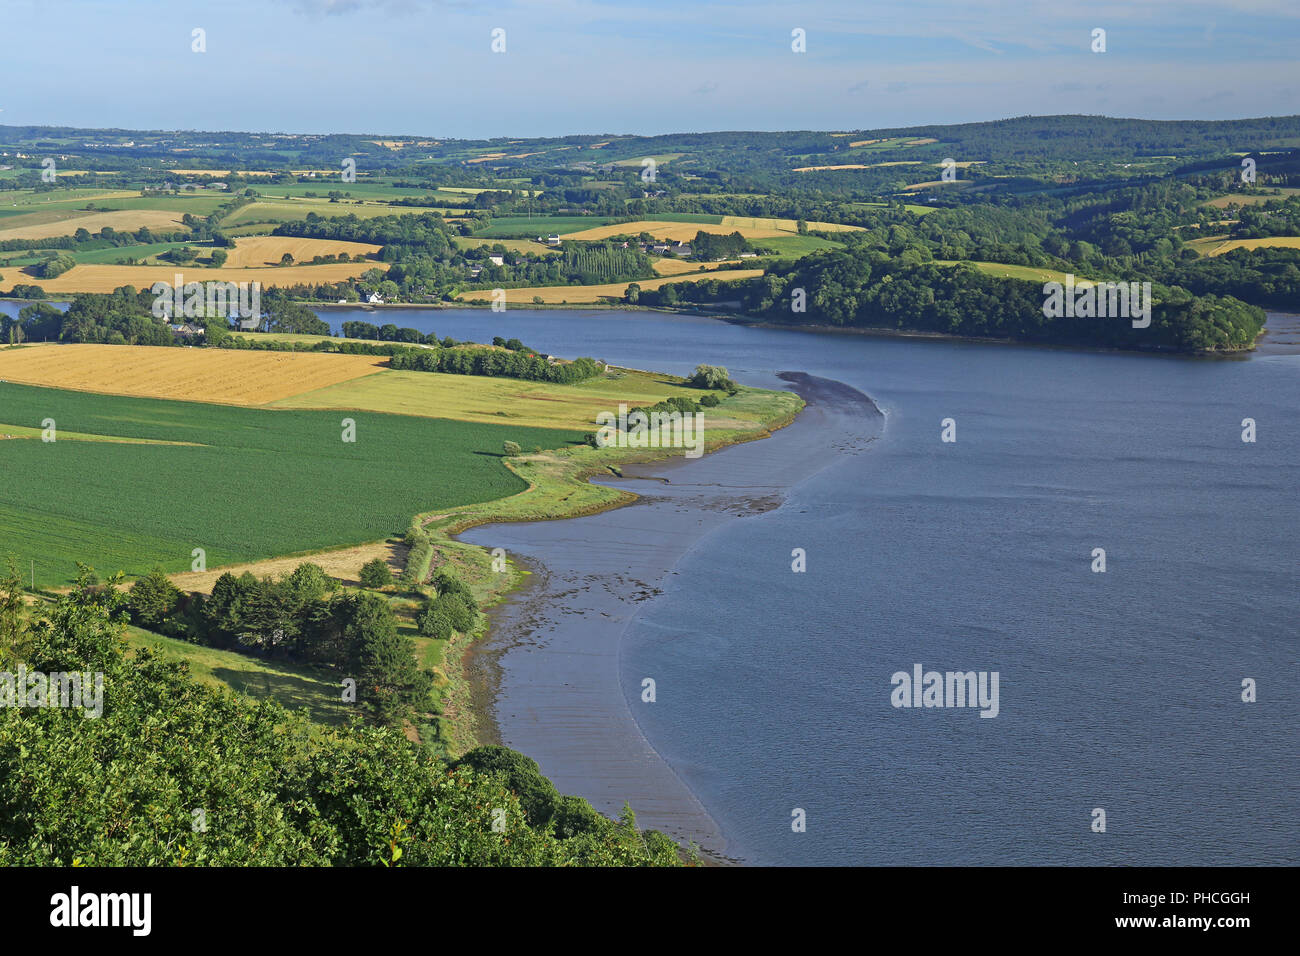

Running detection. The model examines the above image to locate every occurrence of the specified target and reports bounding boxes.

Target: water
[9,300,1298,864]
[368,308,1297,866]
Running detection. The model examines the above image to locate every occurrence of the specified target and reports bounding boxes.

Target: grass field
[273,366,714,430]
[472,216,616,238]
[220,198,453,227]
[124,626,349,725]
[1202,189,1300,209]
[456,268,764,303]
[452,236,562,256]
[0,344,387,404]
[933,260,1081,283]
[0,380,585,586]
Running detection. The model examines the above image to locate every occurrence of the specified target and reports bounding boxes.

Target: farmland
[273,365,717,430]
[456,268,765,303]
[559,216,862,242]
[22,259,389,294]
[0,344,388,404]
[0,380,585,586]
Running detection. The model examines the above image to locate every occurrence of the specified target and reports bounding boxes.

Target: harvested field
[651,258,738,275]
[0,344,387,405]
[25,259,388,294]
[562,216,860,242]
[456,268,764,304]
[168,539,407,593]
[0,208,186,241]
[219,235,382,267]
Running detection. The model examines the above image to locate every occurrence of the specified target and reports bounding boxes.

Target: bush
[502,441,522,457]
[699,393,721,407]
[358,558,394,590]
[416,601,454,640]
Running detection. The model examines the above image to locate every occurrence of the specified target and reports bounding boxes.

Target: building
[366,292,384,305]
[488,255,505,267]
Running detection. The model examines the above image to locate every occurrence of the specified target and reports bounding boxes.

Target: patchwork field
[0,380,585,586]
[456,268,764,303]
[1202,189,1300,209]
[22,259,389,294]
[0,344,387,404]
[273,366,712,430]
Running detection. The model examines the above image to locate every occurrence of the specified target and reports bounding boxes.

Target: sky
[1,0,1297,139]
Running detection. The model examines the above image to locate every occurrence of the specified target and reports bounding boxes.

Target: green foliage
[687,364,733,390]
[0,588,683,866]
[358,558,394,590]
[502,440,522,457]
[127,566,182,631]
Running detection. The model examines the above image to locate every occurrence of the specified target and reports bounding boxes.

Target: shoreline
[450,371,883,862]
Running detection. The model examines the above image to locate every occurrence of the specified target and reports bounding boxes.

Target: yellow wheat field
[0,344,388,405]
[456,269,765,304]
[29,260,388,295]
[0,209,187,241]
[651,259,739,276]
[218,236,382,267]
[561,217,861,242]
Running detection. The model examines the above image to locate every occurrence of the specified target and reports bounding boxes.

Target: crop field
[1186,235,1300,256]
[219,236,382,267]
[560,216,862,242]
[651,258,739,275]
[452,237,562,256]
[23,258,389,294]
[1202,189,1300,208]
[0,344,387,404]
[273,365,712,430]
[456,268,764,304]
[472,216,616,238]
[0,208,188,241]
[220,198,453,228]
[0,381,585,586]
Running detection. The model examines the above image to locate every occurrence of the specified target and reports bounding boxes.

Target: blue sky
[1,0,1297,138]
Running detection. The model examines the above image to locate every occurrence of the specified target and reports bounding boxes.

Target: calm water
[8,300,1297,864]
[340,307,1297,866]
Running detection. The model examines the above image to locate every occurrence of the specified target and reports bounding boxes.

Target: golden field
[1186,235,1300,256]
[0,344,387,405]
[26,259,388,294]
[650,258,739,276]
[561,216,861,242]
[275,366,730,431]
[455,268,764,304]
[218,236,381,267]
[0,209,186,241]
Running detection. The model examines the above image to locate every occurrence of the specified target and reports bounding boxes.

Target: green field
[0,382,585,586]
[124,626,348,725]
[473,216,616,238]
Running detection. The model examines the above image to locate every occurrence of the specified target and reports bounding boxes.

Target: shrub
[358,558,394,590]
[699,393,721,407]
[502,441,522,456]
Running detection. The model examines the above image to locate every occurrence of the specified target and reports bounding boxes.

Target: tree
[0,558,28,667]
[127,566,181,631]
[502,441,522,457]
[687,364,732,389]
[358,558,394,590]
[211,249,228,267]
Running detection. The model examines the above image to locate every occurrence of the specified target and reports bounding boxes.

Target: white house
[488,255,505,267]
[366,292,384,305]
[547,234,561,246]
